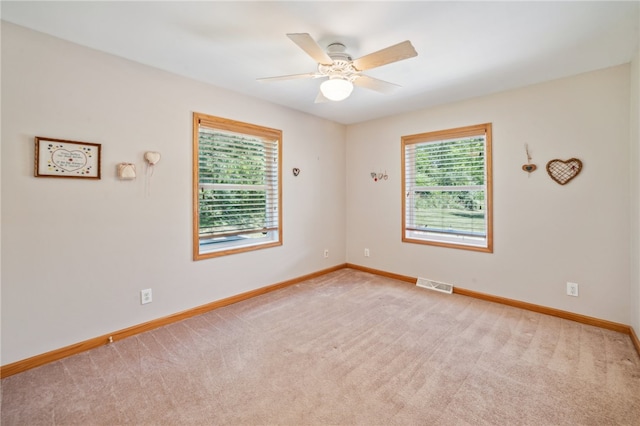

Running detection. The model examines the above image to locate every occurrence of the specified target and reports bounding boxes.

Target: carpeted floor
[2,268,639,425]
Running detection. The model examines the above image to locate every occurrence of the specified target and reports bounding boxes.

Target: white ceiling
[2,1,639,124]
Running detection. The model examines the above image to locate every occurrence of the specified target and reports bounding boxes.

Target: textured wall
[631,48,640,334]
[1,21,636,367]
[346,65,632,324]
[0,23,346,365]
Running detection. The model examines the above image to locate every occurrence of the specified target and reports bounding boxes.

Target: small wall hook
[522,144,537,174]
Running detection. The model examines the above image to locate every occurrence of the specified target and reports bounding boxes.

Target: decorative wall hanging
[144,151,161,196]
[292,167,300,176]
[34,136,101,179]
[546,158,583,185]
[521,144,537,174]
[371,171,388,182]
[144,151,161,167]
[117,163,136,180]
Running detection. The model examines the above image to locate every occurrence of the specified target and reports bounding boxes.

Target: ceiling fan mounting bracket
[326,42,352,62]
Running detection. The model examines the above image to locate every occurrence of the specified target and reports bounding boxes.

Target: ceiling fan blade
[352,40,417,71]
[287,33,333,65]
[353,75,401,94]
[257,72,320,82]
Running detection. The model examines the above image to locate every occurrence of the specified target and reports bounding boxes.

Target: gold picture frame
[34,137,101,179]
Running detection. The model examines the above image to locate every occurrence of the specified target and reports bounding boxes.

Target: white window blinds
[402,123,492,252]
[198,128,279,238]
[194,113,282,259]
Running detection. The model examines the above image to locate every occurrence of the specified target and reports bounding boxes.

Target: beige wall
[1,22,636,367]
[346,65,632,324]
[0,23,347,365]
[631,47,640,334]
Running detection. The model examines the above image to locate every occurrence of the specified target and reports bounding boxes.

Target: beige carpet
[2,268,639,425]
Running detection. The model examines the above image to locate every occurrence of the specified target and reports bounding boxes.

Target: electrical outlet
[566,282,578,297]
[364,248,370,257]
[141,288,152,304]
[323,249,329,258]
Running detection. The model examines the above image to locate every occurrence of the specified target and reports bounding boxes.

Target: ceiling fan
[258,33,418,102]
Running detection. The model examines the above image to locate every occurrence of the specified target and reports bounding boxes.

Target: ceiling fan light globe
[320,78,353,101]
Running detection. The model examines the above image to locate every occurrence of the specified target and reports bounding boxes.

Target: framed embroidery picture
[34,137,101,179]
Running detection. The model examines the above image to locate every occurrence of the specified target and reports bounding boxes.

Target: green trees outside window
[193,113,282,260]
[402,123,493,252]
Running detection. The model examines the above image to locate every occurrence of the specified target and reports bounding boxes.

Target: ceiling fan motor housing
[319,42,358,81]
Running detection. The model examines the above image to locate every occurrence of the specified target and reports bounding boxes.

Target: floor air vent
[416,277,453,294]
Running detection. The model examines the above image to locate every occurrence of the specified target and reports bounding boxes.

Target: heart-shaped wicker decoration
[546,158,583,185]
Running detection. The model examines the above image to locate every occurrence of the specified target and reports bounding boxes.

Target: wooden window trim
[401,123,493,253]
[193,112,283,260]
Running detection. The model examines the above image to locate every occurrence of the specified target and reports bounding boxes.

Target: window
[402,123,492,252]
[193,113,282,260]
